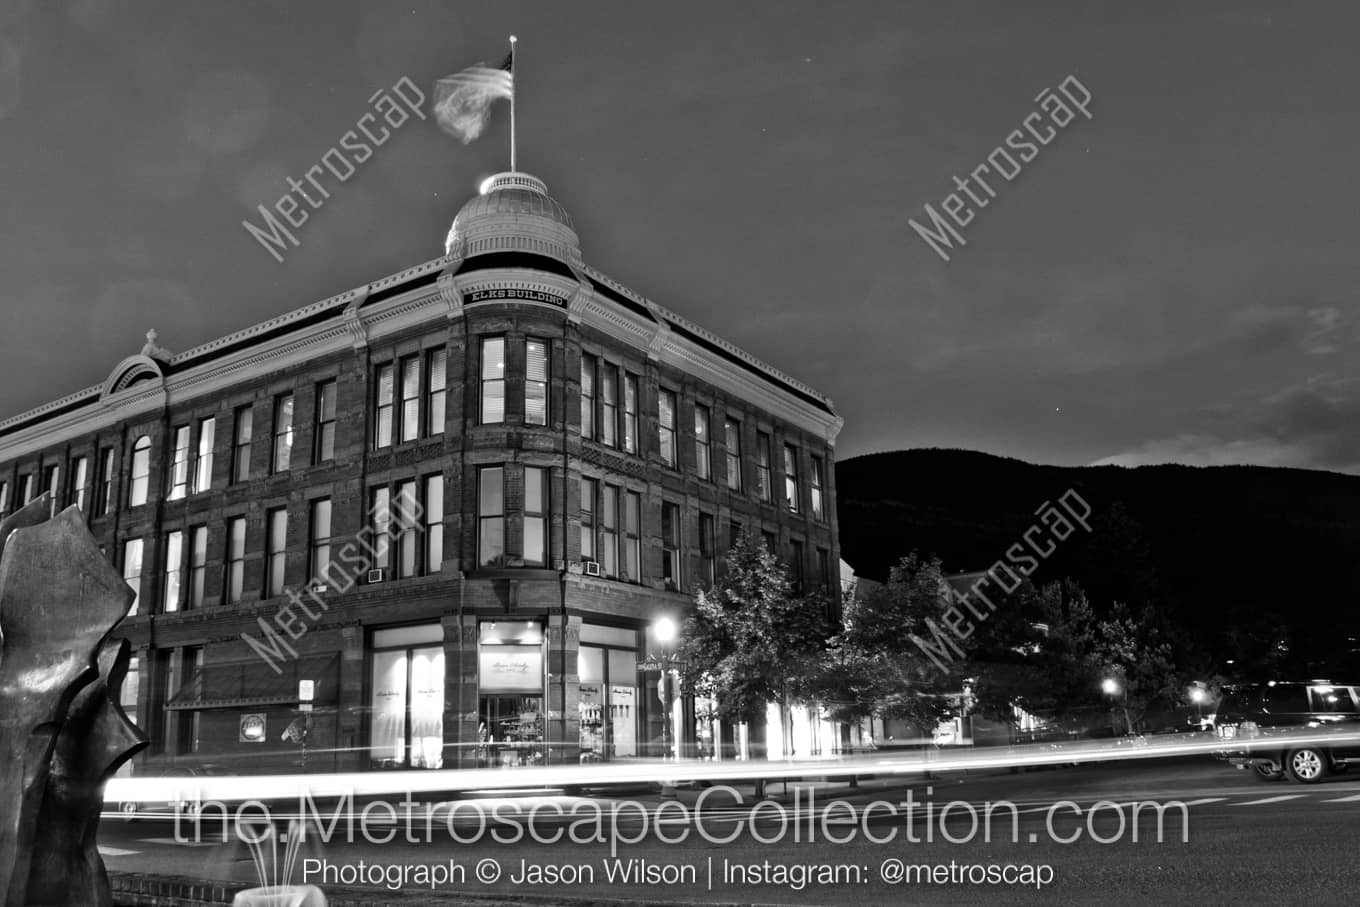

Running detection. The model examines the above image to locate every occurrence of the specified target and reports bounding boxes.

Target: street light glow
[1189,686,1207,703]
[654,616,677,644]
[1102,678,1120,696]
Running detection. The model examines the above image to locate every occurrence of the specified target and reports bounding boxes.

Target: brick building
[0,171,843,776]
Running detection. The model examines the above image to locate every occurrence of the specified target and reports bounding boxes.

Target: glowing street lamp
[1101,677,1120,696]
[1189,685,1207,728]
[652,617,680,763]
[1101,677,1127,735]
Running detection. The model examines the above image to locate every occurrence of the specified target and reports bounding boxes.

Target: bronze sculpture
[0,495,148,906]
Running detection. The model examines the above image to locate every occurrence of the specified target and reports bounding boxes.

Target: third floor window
[658,389,677,468]
[695,404,711,481]
[315,381,336,461]
[481,338,505,424]
[272,394,294,473]
[724,418,742,491]
[525,339,548,426]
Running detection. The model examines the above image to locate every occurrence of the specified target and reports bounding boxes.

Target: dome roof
[445,172,580,264]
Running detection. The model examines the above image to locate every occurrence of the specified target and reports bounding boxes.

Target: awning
[166,653,339,710]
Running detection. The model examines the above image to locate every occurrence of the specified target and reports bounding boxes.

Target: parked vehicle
[1214,681,1360,783]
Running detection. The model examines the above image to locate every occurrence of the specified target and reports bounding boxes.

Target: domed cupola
[445,172,581,267]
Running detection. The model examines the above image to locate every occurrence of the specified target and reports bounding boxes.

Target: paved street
[99,757,1360,905]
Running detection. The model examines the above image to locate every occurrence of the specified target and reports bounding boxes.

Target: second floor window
[658,389,677,467]
[96,448,114,516]
[315,381,336,462]
[193,417,215,493]
[524,467,547,566]
[43,463,60,503]
[699,512,716,587]
[424,474,444,574]
[600,363,618,447]
[580,354,596,439]
[393,479,419,578]
[694,405,711,480]
[481,338,505,424]
[724,418,742,491]
[163,530,183,613]
[580,477,596,563]
[525,339,548,425]
[272,395,294,473]
[623,491,641,582]
[427,348,447,435]
[122,538,144,616]
[167,425,191,500]
[623,374,639,454]
[128,436,151,507]
[19,474,33,506]
[811,455,826,520]
[478,466,505,566]
[187,526,207,609]
[265,507,287,597]
[661,502,681,591]
[232,406,253,483]
[225,516,246,604]
[756,432,772,503]
[600,484,619,577]
[783,445,800,513]
[0,480,8,514]
[375,363,395,447]
[788,538,805,592]
[309,498,332,583]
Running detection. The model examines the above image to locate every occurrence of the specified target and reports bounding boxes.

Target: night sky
[1,1,1356,472]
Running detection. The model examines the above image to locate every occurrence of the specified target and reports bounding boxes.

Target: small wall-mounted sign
[239,713,267,743]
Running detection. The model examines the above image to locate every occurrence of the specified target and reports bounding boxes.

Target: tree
[677,530,831,763]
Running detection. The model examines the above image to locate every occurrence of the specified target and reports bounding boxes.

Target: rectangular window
[374,362,395,448]
[694,404,711,480]
[167,425,190,500]
[580,354,596,439]
[525,339,548,426]
[788,538,805,593]
[187,526,207,609]
[725,418,742,491]
[783,444,800,513]
[761,530,777,553]
[810,455,826,520]
[699,512,716,587]
[232,405,253,483]
[658,389,677,467]
[19,474,33,505]
[309,498,332,583]
[122,538,144,616]
[400,356,420,443]
[580,477,596,563]
[0,480,8,514]
[623,491,641,582]
[314,381,336,462]
[480,337,505,424]
[600,484,619,577]
[96,448,114,516]
[177,647,203,754]
[128,437,151,507]
[424,475,444,574]
[163,530,183,613]
[816,547,831,591]
[756,432,773,502]
[427,348,447,435]
[272,395,294,473]
[264,507,287,597]
[661,502,681,591]
[524,467,547,566]
[225,516,246,604]
[192,417,215,493]
[729,520,742,553]
[393,479,418,578]
[600,363,618,447]
[369,487,391,571]
[623,374,639,454]
[43,463,60,503]
[478,467,504,566]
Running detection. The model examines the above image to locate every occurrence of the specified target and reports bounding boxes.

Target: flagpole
[509,35,518,171]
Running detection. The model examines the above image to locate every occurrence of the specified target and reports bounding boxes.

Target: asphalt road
[99,757,1360,906]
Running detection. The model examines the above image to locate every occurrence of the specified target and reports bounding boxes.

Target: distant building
[0,171,842,774]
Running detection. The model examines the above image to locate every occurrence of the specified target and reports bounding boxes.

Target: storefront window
[578,625,640,761]
[478,621,545,768]
[369,624,445,769]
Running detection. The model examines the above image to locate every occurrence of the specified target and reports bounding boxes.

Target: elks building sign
[463,288,569,308]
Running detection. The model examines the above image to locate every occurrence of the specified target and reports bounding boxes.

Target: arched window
[128,436,152,507]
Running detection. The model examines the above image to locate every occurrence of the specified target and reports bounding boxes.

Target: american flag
[433,53,514,144]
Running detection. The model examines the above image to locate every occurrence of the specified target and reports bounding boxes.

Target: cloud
[1093,378,1360,474]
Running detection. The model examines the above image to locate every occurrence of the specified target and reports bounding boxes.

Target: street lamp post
[1189,685,1207,729]
[653,617,677,761]
[1101,677,1125,735]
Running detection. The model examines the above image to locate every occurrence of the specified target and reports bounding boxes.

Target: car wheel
[1253,764,1285,781]
[118,801,140,822]
[1285,747,1330,783]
